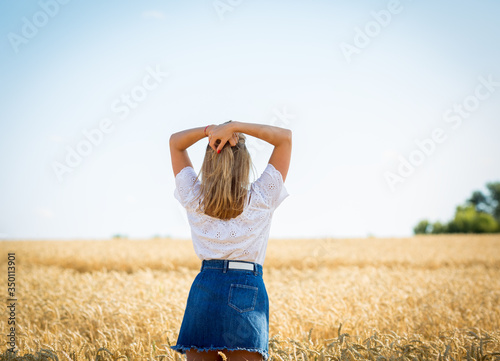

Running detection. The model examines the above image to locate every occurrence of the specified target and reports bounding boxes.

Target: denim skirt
[170,259,269,360]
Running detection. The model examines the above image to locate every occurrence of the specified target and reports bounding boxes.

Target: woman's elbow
[283,129,292,143]
[169,133,179,149]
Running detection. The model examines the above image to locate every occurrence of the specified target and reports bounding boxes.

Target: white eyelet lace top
[174,163,289,266]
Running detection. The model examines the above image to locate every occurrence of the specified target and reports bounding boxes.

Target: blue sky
[1,0,499,240]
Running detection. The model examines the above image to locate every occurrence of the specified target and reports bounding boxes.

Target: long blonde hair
[193,133,254,220]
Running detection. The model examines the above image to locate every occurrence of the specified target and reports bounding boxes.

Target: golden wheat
[0,235,499,360]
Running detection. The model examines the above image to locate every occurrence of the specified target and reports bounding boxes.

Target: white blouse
[174,163,289,266]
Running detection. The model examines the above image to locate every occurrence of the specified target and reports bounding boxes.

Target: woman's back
[169,121,291,361]
[174,162,289,267]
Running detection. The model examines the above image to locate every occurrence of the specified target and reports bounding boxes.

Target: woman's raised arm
[170,125,239,177]
[209,121,292,182]
[169,126,206,177]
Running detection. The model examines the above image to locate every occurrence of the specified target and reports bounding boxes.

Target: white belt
[228,261,255,271]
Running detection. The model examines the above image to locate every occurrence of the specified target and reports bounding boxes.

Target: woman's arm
[230,121,291,148]
[234,121,292,182]
[169,126,207,177]
[209,121,292,182]
[170,124,238,178]
[170,126,208,152]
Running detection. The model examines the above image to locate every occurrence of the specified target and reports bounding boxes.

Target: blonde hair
[193,133,254,220]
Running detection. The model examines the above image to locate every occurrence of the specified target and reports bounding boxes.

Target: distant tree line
[414,182,500,234]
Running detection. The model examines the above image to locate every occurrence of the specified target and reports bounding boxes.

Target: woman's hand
[228,132,239,147]
[207,122,239,153]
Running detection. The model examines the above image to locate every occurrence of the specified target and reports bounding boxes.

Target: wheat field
[0,235,499,360]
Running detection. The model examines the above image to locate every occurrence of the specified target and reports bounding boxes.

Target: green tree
[413,219,430,234]
[467,190,491,213]
[447,205,476,233]
[430,221,447,234]
[486,182,500,223]
[447,205,499,233]
[413,181,500,235]
[473,211,500,233]
[466,182,500,221]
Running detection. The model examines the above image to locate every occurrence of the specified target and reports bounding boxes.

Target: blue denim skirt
[170,259,269,360]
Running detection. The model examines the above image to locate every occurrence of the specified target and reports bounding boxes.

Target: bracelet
[204,125,209,136]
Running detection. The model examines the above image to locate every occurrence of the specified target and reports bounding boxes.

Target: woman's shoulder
[175,166,200,187]
[252,163,285,188]
[249,163,289,210]
[175,165,195,179]
[265,163,285,182]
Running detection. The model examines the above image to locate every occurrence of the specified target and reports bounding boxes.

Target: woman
[169,120,292,361]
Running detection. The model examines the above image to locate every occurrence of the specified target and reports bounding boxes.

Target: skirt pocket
[228,284,258,313]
